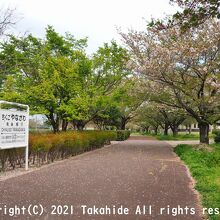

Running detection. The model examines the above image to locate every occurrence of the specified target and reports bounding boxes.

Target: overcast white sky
[0,0,177,54]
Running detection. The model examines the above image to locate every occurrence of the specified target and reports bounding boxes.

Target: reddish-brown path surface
[0,137,203,220]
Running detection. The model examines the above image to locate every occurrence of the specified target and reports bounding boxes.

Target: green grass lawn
[155,133,200,140]
[175,144,220,220]
[141,132,215,141]
[142,132,200,140]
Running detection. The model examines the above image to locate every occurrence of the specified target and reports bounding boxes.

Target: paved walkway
[0,137,203,220]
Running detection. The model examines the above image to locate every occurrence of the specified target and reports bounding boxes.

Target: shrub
[0,130,120,171]
[212,129,220,135]
[116,130,131,141]
[213,130,220,143]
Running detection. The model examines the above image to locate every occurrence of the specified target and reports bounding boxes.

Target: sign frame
[0,100,29,170]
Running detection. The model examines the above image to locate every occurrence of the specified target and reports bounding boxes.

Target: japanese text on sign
[0,109,28,149]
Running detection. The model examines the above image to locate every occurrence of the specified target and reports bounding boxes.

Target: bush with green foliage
[212,129,220,143]
[116,130,131,141]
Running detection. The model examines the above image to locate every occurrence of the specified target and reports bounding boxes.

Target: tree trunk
[77,124,84,131]
[171,125,178,136]
[61,120,68,131]
[188,124,192,134]
[72,120,86,131]
[164,123,169,135]
[154,126,158,135]
[51,119,60,133]
[145,126,150,133]
[47,112,60,133]
[198,122,209,144]
[51,124,58,133]
[120,123,126,130]
[120,117,127,130]
[76,122,85,131]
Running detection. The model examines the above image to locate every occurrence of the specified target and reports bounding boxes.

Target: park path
[0,136,203,220]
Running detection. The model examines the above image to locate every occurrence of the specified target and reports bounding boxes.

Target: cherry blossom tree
[149,0,220,31]
[121,19,220,144]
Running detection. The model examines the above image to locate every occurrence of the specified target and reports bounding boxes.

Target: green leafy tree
[134,104,163,135]
[93,104,122,130]
[109,77,148,130]
[0,26,89,132]
[67,41,130,130]
[135,103,186,136]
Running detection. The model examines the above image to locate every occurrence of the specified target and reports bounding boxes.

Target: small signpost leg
[25,146,29,170]
[25,106,29,171]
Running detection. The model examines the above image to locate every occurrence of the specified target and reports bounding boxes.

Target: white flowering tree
[121,20,220,144]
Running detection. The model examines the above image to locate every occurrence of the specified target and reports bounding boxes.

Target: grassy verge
[142,132,200,140]
[142,132,215,141]
[174,144,220,220]
[155,133,200,140]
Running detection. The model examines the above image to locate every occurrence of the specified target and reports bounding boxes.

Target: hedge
[116,130,131,141]
[212,129,220,143]
[0,130,117,171]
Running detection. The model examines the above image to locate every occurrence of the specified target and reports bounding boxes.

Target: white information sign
[0,109,28,149]
[0,100,29,170]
